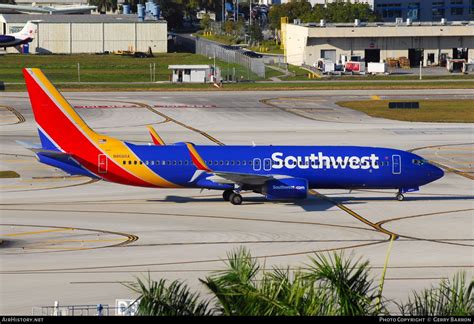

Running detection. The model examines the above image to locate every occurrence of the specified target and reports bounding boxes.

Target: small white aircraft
[0,21,37,48]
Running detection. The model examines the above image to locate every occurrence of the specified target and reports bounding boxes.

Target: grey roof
[300,20,474,28]
[0,13,166,24]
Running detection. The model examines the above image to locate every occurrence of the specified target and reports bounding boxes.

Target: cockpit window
[412,159,426,166]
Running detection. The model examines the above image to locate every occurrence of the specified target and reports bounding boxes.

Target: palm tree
[125,275,215,316]
[88,0,118,14]
[127,248,472,316]
[398,272,473,316]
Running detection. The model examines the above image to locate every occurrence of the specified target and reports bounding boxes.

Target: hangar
[284,20,474,68]
[0,14,167,54]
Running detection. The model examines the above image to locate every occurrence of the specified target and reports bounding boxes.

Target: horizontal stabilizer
[15,140,42,150]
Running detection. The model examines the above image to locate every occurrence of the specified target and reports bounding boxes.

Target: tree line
[269,0,378,30]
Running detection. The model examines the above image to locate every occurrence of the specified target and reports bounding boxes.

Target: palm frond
[124,274,214,316]
[398,272,473,316]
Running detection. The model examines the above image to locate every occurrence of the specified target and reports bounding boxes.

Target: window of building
[376,3,402,19]
[184,69,191,75]
[432,1,445,19]
[471,0,474,18]
[451,0,464,15]
[408,2,421,20]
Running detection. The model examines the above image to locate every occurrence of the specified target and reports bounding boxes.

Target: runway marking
[2,228,73,237]
[3,264,473,275]
[139,104,225,146]
[410,143,474,180]
[1,178,100,193]
[32,238,125,244]
[424,153,473,157]
[309,190,399,241]
[371,96,381,100]
[260,98,349,124]
[0,224,139,253]
[0,105,25,126]
[376,208,474,247]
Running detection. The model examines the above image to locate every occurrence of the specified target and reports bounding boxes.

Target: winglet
[185,142,212,172]
[147,125,165,146]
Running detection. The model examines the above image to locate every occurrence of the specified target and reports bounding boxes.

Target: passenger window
[242,161,246,166]
[151,161,154,165]
[226,161,230,166]
[173,161,177,165]
[139,161,143,165]
[178,161,182,165]
[208,161,213,165]
[219,161,223,165]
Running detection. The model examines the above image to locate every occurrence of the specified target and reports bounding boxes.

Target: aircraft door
[392,155,401,175]
[253,158,261,171]
[98,154,108,174]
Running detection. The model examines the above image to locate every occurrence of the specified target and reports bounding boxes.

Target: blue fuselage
[120,144,444,191]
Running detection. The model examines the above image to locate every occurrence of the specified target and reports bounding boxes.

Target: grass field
[336,99,474,123]
[3,80,474,92]
[0,53,261,83]
[0,171,20,178]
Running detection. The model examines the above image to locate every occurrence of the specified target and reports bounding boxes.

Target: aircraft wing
[207,171,289,186]
[184,142,291,186]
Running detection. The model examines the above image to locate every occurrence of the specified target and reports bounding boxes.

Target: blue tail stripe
[38,128,60,151]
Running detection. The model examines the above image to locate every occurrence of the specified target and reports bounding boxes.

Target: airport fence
[32,302,136,316]
[195,37,266,79]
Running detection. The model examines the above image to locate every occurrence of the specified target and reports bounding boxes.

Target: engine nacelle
[263,178,308,201]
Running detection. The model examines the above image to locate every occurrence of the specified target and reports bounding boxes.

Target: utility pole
[249,0,252,27]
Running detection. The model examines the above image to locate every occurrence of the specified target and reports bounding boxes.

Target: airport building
[0,14,167,54]
[275,1,473,22]
[284,20,474,68]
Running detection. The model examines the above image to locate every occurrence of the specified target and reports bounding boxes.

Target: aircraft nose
[428,164,444,181]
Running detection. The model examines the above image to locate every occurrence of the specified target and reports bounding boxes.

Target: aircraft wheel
[396,193,405,201]
[223,190,233,201]
[230,193,243,205]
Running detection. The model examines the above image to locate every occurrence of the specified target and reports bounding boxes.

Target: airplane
[21,68,444,205]
[0,21,37,48]
[0,4,96,15]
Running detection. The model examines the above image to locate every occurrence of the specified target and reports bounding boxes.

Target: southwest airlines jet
[22,68,444,205]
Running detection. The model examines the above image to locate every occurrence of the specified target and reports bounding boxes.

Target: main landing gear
[396,191,405,201]
[223,189,243,205]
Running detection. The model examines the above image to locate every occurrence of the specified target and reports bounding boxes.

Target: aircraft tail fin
[14,21,37,40]
[23,68,99,153]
